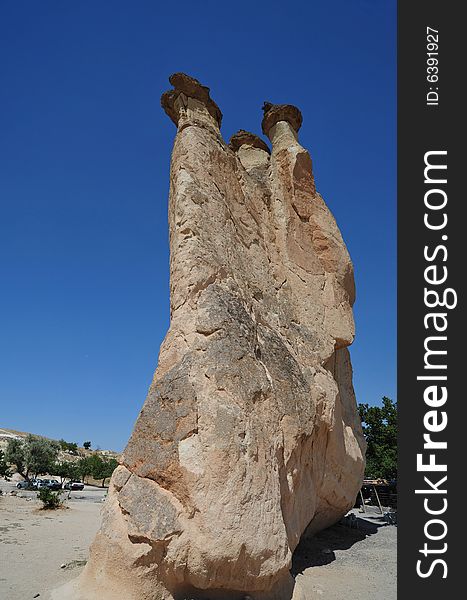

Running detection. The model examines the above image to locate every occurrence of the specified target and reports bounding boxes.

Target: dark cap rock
[161,73,223,127]
[229,130,270,154]
[261,102,303,137]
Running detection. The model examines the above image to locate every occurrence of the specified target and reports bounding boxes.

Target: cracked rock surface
[53,74,365,600]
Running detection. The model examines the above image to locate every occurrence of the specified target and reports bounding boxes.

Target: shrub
[37,488,64,509]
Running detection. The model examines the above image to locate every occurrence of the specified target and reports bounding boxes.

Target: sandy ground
[0,481,105,600]
[0,479,396,600]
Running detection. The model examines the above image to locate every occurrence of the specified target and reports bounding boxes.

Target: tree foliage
[5,435,60,479]
[52,460,80,483]
[58,439,79,455]
[24,435,60,477]
[0,449,10,477]
[75,454,117,486]
[4,434,117,487]
[93,457,118,487]
[5,438,26,476]
[83,441,92,450]
[77,456,93,483]
[359,397,397,480]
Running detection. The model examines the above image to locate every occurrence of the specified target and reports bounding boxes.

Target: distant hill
[0,427,121,462]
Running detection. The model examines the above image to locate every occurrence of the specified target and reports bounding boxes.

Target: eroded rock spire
[54,73,365,600]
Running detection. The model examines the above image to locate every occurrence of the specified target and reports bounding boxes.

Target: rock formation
[53,73,365,600]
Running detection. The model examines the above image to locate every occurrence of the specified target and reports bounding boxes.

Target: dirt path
[0,493,102,600]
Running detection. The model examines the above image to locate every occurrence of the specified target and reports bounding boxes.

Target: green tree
[24,435,60,478]
[85,454,101,482]
[359,397,397,480]
[83,441,92,450]
[52,460,80,484]
[5,438,27,478]
[5,436,60,479]
[0,449,11,477]
[77,456,93,483]
[90,456,118,487]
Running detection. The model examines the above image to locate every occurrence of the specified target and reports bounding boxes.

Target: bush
[37,488,64,509]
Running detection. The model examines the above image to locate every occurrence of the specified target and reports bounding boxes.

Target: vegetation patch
[37,488,65,510]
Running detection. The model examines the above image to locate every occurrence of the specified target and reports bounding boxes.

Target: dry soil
[0,480,396,600]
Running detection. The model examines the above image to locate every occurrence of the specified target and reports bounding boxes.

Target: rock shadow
[291,515,386,574]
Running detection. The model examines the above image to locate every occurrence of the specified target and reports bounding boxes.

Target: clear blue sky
[0,1,396,451]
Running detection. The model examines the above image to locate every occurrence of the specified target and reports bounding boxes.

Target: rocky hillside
[0,427,120,462]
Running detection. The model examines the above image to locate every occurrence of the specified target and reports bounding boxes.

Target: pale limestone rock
[53,73,365,600]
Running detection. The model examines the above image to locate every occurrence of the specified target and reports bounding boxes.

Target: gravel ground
[0,479,396,600]
[293,508,397,599]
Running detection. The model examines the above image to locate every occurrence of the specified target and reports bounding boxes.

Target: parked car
[16,479,41,490]
[16,480,31,489]
[45,479,61,490]
[63,481,84,491]
[36,479,62,490]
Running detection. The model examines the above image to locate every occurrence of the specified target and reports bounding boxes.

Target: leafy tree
[5,438,26,478]
[52,461,68,484]
[0,449,11,477]
[5,435,60,479]
[83,441,92,450]
[106,458,119,483]
[77,454,117,486]
[77,456,93,483]
[359,397,397,480]
[24,435,60,478]
[87,453,103,476]
[90,456,118,487]
[52,460,80,484]
[69,463,81,481]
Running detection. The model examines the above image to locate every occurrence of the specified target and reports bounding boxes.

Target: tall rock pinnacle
[54,73,365,600]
